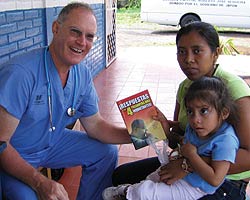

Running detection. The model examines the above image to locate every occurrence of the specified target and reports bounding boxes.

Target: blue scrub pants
[1,129,118,200]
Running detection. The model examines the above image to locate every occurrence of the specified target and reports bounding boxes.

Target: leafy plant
[117,0,141,8]
[214,26,240,55]
[126,0,141,8]
[220,38,240,55]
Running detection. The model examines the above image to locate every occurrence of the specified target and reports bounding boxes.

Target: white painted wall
[0,0,104,12]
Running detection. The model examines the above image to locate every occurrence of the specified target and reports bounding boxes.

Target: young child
[102,76,239,200]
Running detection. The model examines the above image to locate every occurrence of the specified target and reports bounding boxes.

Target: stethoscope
[44,47,78,132]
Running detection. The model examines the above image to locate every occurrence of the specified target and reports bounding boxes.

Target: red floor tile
[58,47,250,199]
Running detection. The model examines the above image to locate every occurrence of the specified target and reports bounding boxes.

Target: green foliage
[118,0,141,8]
[126,0,141,8]
[214,26,240,55]
[117,7,140,14]
[220,38,240,55]
[117,8,141,25]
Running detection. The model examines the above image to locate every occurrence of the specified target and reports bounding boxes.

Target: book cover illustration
[116,89,166,150]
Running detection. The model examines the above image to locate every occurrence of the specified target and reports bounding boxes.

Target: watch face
[0,141,7,153]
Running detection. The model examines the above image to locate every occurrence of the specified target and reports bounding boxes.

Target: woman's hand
[158,159,187,185]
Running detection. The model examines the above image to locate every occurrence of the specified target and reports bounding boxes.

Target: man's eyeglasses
[69,26,98,43]
[57,21,98,43]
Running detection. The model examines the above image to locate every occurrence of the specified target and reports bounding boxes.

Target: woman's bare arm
[228,97,250,174]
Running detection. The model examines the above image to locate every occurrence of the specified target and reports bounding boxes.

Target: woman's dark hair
[184,76,238,126]
[176,21,220,53]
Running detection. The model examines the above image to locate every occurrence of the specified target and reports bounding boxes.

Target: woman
[112,22,250,199]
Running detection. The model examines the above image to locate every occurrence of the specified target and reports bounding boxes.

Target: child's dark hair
[184,76,238,126]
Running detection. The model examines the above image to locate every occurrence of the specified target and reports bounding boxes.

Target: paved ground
[116,23,250,55]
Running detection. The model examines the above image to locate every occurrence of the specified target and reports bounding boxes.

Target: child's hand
[152,107,170,136]
[152,107,180,130]
[152,106,168,123]
[181,142,197,158]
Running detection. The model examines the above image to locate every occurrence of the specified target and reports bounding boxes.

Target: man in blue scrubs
[0,2,131,200]
[0,141,7,200]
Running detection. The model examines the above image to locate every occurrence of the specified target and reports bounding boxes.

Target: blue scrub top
[183,122,239,194]
[0,47,99,155]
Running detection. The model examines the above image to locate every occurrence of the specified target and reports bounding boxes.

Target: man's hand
[158,159,186,185]
[35,176,69,200]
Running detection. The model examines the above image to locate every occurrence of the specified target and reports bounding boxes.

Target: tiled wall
[0,0,106,77]
[0,8,46,64]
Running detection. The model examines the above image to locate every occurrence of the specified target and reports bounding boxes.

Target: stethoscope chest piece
[67,107,76,117]
[44,47,78,132]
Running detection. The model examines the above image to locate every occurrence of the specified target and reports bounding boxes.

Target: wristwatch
[0,141,7,153]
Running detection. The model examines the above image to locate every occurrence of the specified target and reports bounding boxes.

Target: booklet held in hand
[116,90,166,150]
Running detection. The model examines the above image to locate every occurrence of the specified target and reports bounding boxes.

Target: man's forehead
[63,8,95,22]
[62,9,97,29]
